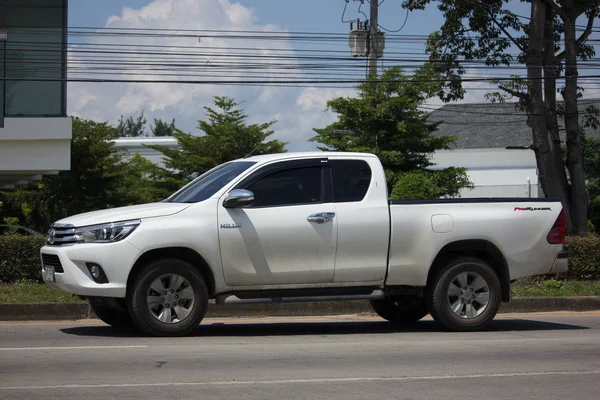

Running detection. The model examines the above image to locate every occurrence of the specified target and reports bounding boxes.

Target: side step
[216,289,385,305]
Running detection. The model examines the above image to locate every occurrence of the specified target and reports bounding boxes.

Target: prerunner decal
[514,207,552,211]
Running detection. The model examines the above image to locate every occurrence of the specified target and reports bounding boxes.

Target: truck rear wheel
[88,297,133,328]
[370,295,428,324]
[128,258,208,337]
[427,257,501,332]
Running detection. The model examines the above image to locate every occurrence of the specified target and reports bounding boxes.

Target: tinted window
[331,160,372,202]
[0,41,4,127]
[2,0,67,117]
[247,167,322,207]
[167,161,256,203]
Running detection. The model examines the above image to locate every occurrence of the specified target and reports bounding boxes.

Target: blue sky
[65,1,599,151]
[69,1,442,37]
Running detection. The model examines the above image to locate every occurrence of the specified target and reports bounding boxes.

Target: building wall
[429,148,543,198]
[112,137,179,169]
[0,0,71,188]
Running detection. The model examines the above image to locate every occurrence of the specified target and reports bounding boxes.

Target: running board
[216,289,385,305]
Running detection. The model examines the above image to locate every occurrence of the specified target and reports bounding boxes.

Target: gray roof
[428,99,600,149]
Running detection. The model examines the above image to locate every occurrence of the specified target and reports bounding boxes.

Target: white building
[112,137,179,169]
[429,148,541,198]
[0,0,72,189]
[427,100,600,198]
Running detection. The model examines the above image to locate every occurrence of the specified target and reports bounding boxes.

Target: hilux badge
[220,223,242,229]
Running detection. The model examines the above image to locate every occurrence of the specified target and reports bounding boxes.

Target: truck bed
[386,197,564,287]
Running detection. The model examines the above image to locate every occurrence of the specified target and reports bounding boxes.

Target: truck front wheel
[369,295,428,324]
[427,257,502,332]
[128,258,208,337]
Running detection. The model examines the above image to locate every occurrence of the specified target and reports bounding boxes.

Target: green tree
[116,153,172,204]
[43,118,129,219]
[151,118,177,137]
[405,0,600,234]
[147,96,287,191]
[583,131,600,232]
[311,67,471,199]
[113,111,148,137]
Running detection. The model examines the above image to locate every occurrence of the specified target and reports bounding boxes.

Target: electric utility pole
[367,0,379,77]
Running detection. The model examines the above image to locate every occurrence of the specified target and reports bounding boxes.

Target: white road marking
[2,369,599,390]
[0,345,148,351]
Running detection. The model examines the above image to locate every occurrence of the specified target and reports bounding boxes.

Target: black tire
[88,297,134,328]
[127,258,208,337]
[369,295,428,324]
[427,256,502,332]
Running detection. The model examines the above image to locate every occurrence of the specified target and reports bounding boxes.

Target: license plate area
[44,266,55,282]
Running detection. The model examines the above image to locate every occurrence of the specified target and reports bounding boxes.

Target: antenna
[243,143,263,158]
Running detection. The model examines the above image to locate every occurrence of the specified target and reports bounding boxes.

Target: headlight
[74,220,141,244]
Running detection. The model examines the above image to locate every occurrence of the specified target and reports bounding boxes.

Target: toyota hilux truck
[40,152,568,336]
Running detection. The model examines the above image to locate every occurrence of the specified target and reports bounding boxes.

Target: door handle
[307,212,336,224]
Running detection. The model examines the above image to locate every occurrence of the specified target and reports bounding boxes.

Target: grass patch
[512,278,600,297]
[0,281,85,303]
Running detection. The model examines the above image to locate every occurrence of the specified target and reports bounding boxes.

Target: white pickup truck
[41,152,568,336]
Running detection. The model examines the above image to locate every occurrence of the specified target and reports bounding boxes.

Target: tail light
[547,209,566,244]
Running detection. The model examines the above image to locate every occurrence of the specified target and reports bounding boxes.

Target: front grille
[41,254,64,273]
[47,225,78,246]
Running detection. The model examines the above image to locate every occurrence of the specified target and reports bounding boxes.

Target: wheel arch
[427,240,511,302]
[127,247,216,297]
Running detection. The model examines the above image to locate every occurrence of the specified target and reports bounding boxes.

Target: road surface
[1,312,599,399]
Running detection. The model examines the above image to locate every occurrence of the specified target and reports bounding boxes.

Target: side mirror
[223,189,255,208]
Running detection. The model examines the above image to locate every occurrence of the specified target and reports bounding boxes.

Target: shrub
[0,235,45,283]
[544,278,565,290]
[563,235,600,280]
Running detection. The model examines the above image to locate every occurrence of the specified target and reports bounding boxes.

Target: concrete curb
[1,296,600,321]
[0,302,92,321]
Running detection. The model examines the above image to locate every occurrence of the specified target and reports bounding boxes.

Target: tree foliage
[583,134,600,231]
[311,67,472,199]
[405,0,600,234]
[113,111,148,137]
[147,96,287,191]
[151,118,177,137]
[392,168,473,199]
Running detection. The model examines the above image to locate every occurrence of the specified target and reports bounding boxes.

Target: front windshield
[166,161,256,203]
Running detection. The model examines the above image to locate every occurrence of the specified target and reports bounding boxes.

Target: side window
[246,166,323,207]
[331,160,372,203]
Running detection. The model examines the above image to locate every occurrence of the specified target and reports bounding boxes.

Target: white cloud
[68,85,98,115]
[296,87,357,111]
[68,0,300,139]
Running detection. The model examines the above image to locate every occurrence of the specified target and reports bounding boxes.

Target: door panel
[332,202,389,282]
[218,204,337,286]
[329,159,389,283]
[218,163,337,287]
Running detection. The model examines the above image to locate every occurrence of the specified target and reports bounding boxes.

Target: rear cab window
[330,159,372,203]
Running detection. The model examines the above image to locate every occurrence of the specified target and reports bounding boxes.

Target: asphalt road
[1,312,600,400]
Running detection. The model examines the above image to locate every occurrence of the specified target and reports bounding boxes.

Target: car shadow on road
[59,317,589,338]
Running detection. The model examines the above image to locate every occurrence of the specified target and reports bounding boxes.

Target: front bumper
[40,240,142,298]
[549,251,569,274]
